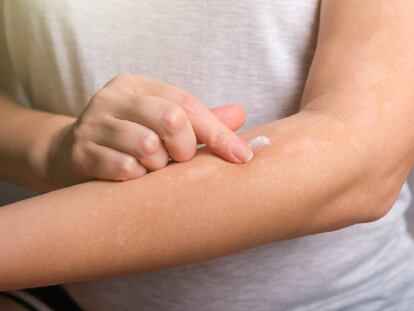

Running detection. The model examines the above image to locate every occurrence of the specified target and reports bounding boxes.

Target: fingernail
[230,143,253,163]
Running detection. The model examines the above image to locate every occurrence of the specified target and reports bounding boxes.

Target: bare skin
[0,77,252,191]
[1,0,414,291]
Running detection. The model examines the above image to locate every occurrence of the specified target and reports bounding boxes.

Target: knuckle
[177,92,203,118]
[160,105,188,132]
[141,132,161,155]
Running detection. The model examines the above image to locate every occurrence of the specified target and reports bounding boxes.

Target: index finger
[140,78,253,163]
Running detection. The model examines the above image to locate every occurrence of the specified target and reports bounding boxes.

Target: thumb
[209,104,247,131]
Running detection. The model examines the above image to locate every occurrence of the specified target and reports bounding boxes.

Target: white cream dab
[248,135,270,151]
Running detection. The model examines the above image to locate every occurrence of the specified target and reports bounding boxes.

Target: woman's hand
[45,74,252,187]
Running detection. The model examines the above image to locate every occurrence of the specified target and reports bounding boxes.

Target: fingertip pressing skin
[231,135,270,162]
[229,142,254,163]
[181,135,271,182]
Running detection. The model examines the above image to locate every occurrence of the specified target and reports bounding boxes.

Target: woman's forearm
[2,0,414,292]
[1,107,409,291]
[0,92,74,190]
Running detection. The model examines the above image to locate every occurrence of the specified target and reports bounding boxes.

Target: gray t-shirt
[1,1,414,310]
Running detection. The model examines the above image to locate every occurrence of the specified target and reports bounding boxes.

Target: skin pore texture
[0,110,411,291]
[184,163,218,180]
[1,0,414,291]
[181,135,271,181]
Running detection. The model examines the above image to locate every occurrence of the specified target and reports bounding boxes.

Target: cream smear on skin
[197,135,271,160]
[248,135,271,152]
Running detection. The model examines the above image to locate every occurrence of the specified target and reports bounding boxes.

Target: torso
[1,1,414,310]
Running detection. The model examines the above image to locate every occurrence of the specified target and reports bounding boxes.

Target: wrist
[29,113,75,191]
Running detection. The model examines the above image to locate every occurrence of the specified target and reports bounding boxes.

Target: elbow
[314,170,409,233]
[357,172,408,223]
[362,197,393,223]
